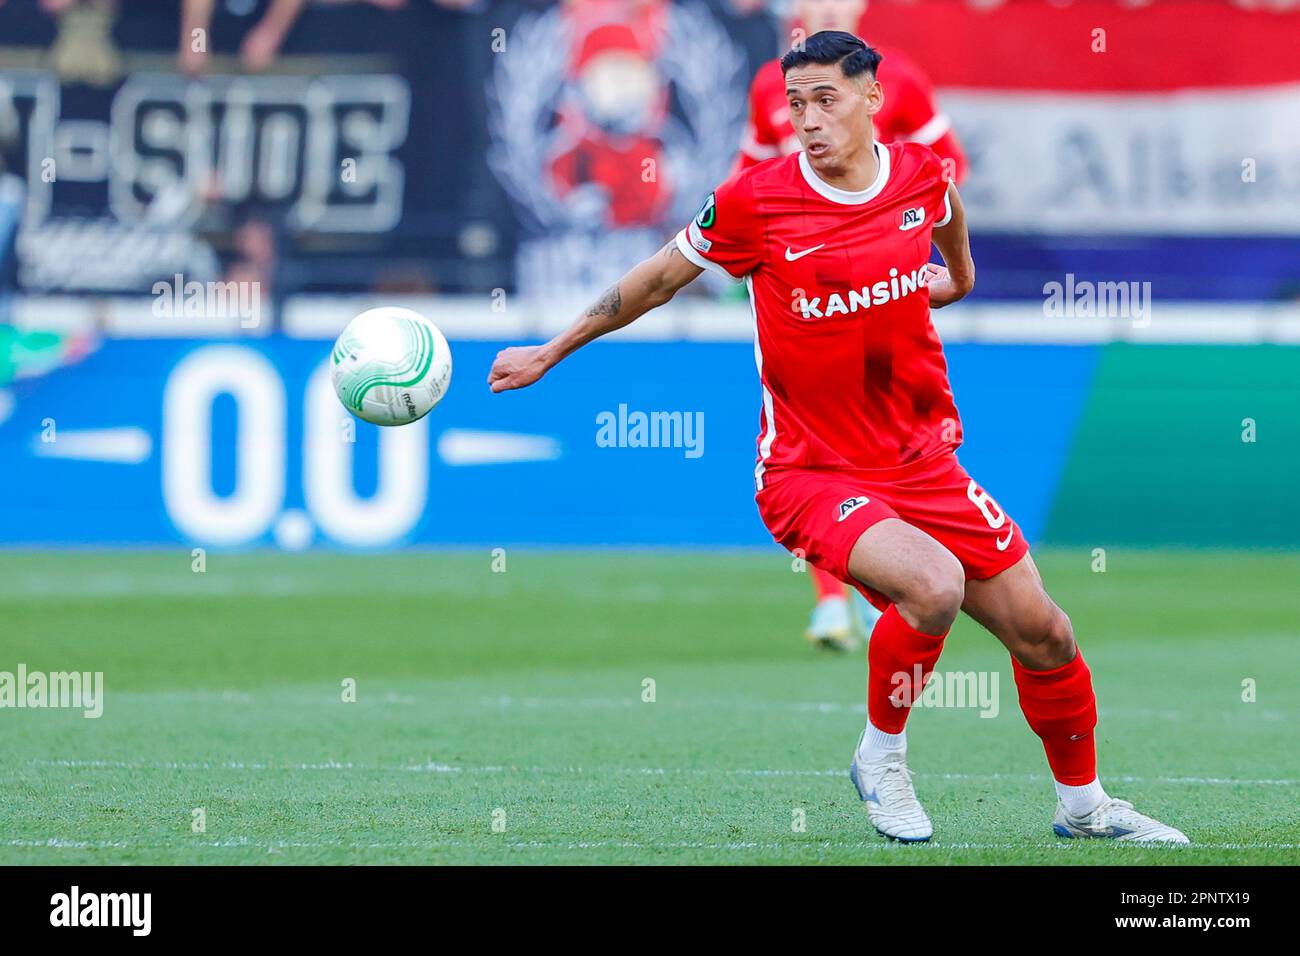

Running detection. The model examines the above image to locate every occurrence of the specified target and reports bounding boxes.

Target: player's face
[796,0,867,35]
[785,65,881,174]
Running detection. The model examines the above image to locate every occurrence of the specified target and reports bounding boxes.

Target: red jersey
[737,49,966,184]
[674,142,960,490]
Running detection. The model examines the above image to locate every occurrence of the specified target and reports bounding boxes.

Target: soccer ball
[330,307,452,426]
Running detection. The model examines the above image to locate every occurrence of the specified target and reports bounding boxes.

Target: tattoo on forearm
[586,284,622,319]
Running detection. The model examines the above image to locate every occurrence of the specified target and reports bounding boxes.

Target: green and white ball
[330,307,452,426]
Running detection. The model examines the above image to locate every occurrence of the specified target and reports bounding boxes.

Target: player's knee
[1045,606,1076,660]
[901,557,964,633]
[1020,605,1076,669]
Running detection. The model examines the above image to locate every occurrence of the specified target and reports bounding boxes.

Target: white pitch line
[19,758,1300,787]
[11,689,1298,723]
[472,696,1300,718]
[2,837,1296,852]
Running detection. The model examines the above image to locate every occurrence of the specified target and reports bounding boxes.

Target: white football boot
[805,596,858,652]
[1053,797,1189,844]
[849,735,933,842]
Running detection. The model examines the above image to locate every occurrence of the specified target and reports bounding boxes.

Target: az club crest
[836,496,870,522]
[899,207,926,231]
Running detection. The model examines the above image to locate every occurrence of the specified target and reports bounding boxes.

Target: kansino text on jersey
[795,264,930,319]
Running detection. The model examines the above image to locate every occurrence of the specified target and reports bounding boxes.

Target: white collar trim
[798,142,890,205]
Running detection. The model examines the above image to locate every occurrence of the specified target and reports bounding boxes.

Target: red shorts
[756,453,1030,609]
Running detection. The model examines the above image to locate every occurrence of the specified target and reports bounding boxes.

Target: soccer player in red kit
[488,32,1187,844]
[740,0,967,651]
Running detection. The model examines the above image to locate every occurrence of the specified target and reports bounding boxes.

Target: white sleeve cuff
[674,228,743,282]
[935,186,954,228]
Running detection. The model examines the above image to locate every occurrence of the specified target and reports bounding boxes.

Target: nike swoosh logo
[785,244,825,262]
[996,528,1013,551]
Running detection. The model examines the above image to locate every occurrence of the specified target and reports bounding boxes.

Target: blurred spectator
[220,211,283,326]
[178,0,474,77]
[0,155,94,391]
[180,0,307,75]
[240,0,308,72]
[43,0,123,87]
[0,159,20,330]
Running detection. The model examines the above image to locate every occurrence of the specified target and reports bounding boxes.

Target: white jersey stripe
[747,275,777,491]
[936,186,954,228]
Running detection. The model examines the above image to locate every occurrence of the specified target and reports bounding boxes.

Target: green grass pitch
[1,548,1297,865]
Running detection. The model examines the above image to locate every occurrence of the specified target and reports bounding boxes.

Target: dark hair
[780,31,881,80]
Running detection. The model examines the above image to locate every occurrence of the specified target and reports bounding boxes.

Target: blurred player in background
[738,0,967,652]
[740,0,966,177]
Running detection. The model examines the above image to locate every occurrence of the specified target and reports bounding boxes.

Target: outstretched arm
[925,184,975,309]
[488,240,703,392]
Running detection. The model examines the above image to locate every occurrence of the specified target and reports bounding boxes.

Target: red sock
[1012,651,1098,786]
[811,565,846,602]
[866,604,948,734]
